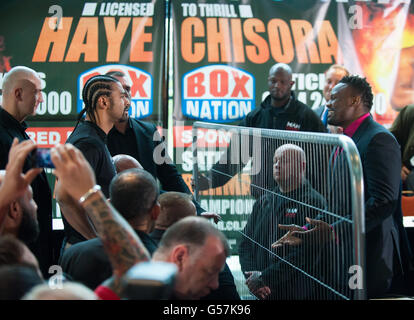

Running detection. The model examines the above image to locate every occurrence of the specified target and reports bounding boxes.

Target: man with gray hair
[152,216,229,300]
[0,66,52,277]
[313,64,350,127]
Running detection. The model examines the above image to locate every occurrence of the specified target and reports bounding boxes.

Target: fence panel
[192,121,365,300]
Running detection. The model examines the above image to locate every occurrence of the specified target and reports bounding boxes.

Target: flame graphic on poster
[350,2,411,126]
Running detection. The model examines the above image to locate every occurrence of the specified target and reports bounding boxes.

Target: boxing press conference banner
[0,0,165,227]
[171,0,414,253]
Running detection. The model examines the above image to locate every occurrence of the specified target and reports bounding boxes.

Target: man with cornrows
[61,75,130,247]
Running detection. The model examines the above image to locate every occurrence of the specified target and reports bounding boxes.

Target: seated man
[195,63,326,199]
[238,144,327,299]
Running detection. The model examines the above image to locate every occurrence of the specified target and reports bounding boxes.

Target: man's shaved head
[1,66,43,122]
[2,66,40,96]
[112,154,143,173]
[269,63,293,79]
[273,144,306,192]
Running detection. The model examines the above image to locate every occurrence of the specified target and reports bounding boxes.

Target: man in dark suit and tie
[106,71,216,217]
[282,75,412,298]
[275,75,413,299]
[327,75,413,298]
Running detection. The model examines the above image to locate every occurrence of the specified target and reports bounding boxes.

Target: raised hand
[0,138,42,203]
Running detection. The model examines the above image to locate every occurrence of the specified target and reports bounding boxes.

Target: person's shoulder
[67,125,104,149]
[289,96,317,118]
[247,104,265,117]
[242,99,268,125]
[305,182,327,204]
[255,189,278,207]
[67,122,90,141]
[67,136,104,153]
[292,98,315,114]
[130,118,157,131]
[361,117,399,147]
[63,238,103,258]
[0,127,13,145]
[365,116,391,134]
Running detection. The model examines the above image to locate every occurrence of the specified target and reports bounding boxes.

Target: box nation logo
[182,65,255,123]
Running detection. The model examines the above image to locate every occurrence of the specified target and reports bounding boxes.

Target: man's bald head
[112,154,143,173]
[273,144,306,192]
[1,66,43,122]
[2,66,40,95]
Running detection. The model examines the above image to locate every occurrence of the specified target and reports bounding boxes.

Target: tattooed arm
[51,144,150,295]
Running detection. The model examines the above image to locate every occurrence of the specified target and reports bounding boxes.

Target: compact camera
[120,261,177,300]
[28,148,54,168]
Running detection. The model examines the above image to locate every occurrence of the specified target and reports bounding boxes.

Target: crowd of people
[0,62,413,300]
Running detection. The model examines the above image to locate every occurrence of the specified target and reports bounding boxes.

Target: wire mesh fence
[192,121,365,300]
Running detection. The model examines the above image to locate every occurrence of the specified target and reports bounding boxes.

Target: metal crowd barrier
[192,121,365,300]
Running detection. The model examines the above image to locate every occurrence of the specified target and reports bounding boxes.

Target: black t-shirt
[66,121,116,198]
[63,120,117,244]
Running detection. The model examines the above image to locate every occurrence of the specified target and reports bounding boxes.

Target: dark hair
[78,75,120,124]
[0,265,43,300]
[158,216,230,257]
[339,75,373,112]
[109,168,159,221]
[156,192,195,228]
